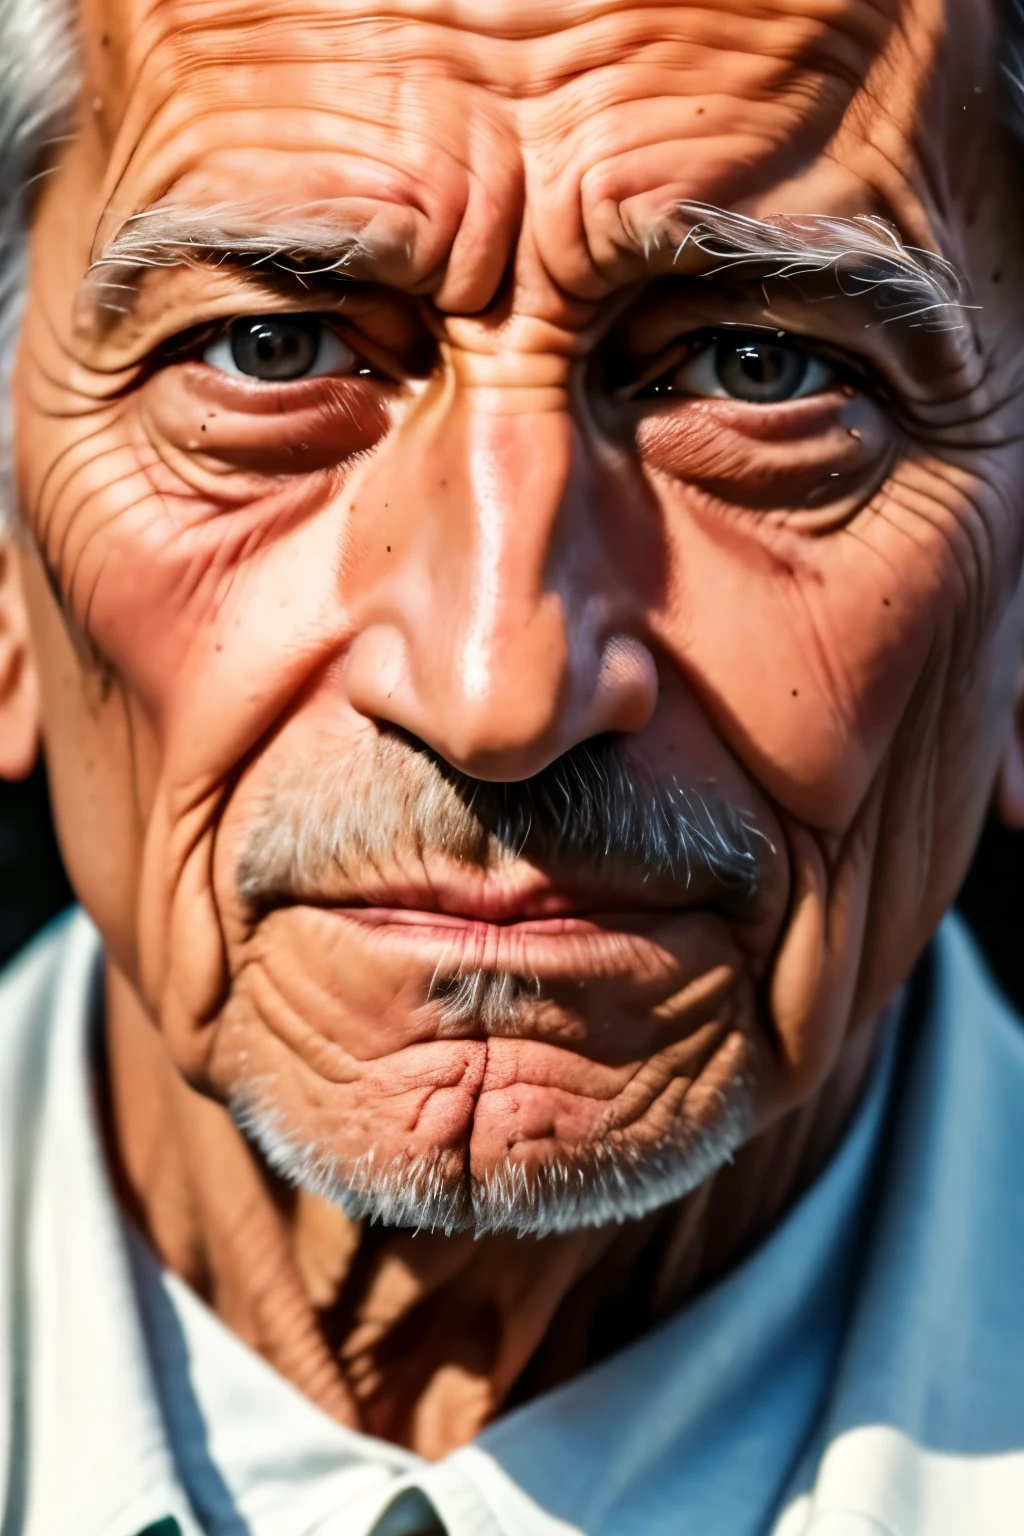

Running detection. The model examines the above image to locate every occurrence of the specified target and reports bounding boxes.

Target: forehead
[84,0,988,303]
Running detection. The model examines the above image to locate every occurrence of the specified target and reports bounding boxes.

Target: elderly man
[2,0,1024,1530]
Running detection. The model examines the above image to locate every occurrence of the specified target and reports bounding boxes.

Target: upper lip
[252,858,758,926]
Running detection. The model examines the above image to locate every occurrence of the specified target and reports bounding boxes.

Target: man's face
[10,0,1024,1231]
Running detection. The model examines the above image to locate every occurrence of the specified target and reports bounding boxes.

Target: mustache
[236,730,770,913]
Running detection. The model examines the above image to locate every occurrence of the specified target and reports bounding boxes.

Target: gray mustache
[237,731,768,911]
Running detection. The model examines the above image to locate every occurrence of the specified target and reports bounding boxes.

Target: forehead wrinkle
[79,0,960,320]
[123,0,897,48]
[100,2,896,172]
[135,4,886,96]
[104,0,897,137]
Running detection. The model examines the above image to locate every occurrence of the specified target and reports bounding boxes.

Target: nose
[339,376,659,781]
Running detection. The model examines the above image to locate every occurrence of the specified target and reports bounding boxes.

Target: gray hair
[1,0,1023,527]
[237,730,767,915]
[232,1076,755,1238]
[0,0,74,517]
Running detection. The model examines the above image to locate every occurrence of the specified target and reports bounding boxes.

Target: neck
[101,961,886,1458]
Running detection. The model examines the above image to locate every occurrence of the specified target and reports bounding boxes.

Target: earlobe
[0,536,40,781]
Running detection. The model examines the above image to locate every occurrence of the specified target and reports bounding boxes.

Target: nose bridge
[458,397,574,704]
[339,353,658,779]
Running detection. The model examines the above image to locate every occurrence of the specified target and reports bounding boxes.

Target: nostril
[594,635,659,736]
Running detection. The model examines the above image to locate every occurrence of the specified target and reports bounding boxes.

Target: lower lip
[326,906,642,937]
[291,902,732,997]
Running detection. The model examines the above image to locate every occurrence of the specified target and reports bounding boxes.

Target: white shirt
[1,910,1023,1536]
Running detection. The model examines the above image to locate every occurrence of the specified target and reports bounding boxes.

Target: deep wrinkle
[4,0,1024,1459]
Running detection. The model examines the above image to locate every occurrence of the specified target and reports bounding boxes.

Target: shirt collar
[127,1231,418,1535]
[20,911,189,1536]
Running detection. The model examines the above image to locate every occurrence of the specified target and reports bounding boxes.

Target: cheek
[19,550,157,975]
[17,350,393,732]
[102,506,357,804]
[24,400,369,771]
[651,461,1004,832]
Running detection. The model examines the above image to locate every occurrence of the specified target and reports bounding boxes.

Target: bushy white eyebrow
[81,201,378,320]
[80,195,972,337]
[650,201,971,332]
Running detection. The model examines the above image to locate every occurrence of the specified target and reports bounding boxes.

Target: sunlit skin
[2,0,1024,1458]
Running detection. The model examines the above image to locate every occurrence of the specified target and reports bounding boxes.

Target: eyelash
[153,315,363,367]
[157,313,877,418]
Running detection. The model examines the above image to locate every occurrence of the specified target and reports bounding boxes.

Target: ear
[0,535,40,780]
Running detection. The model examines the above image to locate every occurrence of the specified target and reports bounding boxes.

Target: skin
[3,0,1024,1457]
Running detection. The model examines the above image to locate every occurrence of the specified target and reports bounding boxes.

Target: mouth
[258,867,758,1026]
[319,901,687,975]
[343,905,633,936]
[225,830,772,1069]
[249,892,750,1063]
[245,850,762,932]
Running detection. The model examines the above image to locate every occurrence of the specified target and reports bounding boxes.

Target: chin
[230,1069,755,1238]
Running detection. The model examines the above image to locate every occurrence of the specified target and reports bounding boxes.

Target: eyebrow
[80,202,380,328]
[80,197,972,336]
[647,201,971,332]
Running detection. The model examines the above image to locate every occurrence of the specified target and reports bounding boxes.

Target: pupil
[716,337,807,402]
[231,317,319,380]
[738,345,780,384]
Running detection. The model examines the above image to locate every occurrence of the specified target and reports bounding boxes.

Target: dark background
[2,765,1022,1010]
[0,767,73,969]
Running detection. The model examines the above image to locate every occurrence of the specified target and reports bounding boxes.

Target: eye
[642,331,834,404]
[203,316,359,381]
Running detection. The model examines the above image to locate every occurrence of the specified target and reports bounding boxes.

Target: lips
[312,880,678,928]
[245,894,751,1069]
[265,860,754,1012]
[344,905,628,935]
[247,850,761,932]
